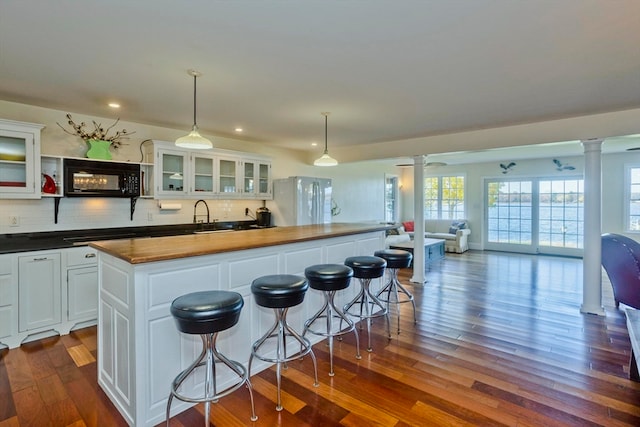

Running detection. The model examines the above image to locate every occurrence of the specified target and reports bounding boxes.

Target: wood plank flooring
[1,250,639,426]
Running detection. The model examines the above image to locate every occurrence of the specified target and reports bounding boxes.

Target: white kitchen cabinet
[242,157,272,199]
[146,140,271,200]
[190,152,216,196]
[155,147,188,197]
[0,255,16,342]
[18,251,61,332]
[0,119,44,199]
[65,246,98,323]
[217,154,241,197]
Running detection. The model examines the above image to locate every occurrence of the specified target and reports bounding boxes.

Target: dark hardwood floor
[1,250,639,426]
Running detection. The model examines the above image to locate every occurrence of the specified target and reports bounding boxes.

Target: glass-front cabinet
[0,119,44,199]
[148,140,272,200]
[243,158,272,199]
[156,148,188,197]
[217,155,240,197]
[191,153,216,196]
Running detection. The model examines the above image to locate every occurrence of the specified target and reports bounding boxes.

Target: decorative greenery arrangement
[331,198,341,216]
[57,113,135,150]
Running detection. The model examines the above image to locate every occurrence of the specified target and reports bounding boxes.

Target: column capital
[581,138,604,151]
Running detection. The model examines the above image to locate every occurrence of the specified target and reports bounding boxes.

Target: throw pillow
[403,221,414,232]
[448,226,459,234]
[387,228,400,236]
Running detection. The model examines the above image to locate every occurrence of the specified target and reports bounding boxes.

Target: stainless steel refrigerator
[273,176,332,225]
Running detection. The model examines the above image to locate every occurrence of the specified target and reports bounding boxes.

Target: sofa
[399,219,471,253]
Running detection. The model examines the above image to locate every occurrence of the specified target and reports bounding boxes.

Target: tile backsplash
[0,197,267,234]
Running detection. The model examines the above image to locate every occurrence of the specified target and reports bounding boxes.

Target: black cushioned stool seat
[303,264,361,376]
[374,249,416,334]
[343,255,390,352]
[166,290,256,426]
[249,275,318,411]
[251,274,308,308]
[170,291,244,334]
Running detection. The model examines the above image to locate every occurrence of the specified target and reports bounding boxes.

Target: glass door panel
[218,158,237,194]
[161,153,186,193]
[192,155,214,193]
[258,164,269,194]
[0,134,29,189]
[538,179,584,253]
[486,180,533,247]
[243,161,254,194]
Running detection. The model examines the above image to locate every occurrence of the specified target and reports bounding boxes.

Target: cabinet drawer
[66,247,98,267]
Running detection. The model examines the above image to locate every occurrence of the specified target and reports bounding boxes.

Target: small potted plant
[57,113,135,160]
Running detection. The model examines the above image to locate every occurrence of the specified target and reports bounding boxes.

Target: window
[384,174,399,223]
[627,165,640,231]
[424,175,465,219]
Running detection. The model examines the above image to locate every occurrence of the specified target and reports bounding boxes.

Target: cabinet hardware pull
[33,257,48,261]
[85,253,97,258]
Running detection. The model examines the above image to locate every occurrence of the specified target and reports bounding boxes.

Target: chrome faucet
[193,199,210,224]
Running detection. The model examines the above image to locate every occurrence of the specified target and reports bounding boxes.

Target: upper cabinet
[144,140,272,200]
[243,157,272,199]
[0,119,44,199]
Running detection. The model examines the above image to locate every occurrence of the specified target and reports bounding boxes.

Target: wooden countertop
[89,223,390,264]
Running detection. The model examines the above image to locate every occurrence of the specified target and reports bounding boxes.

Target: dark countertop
[0,220,263,254]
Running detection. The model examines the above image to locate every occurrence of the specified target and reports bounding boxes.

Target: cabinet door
[241,159,271,199]
[190,153,216,196]
[257,161,272,199]
[0,128,39,198]
[217,156,240,196]
[156,148,188,197]
[67,266,98,321]
[18,253,61,332]
[0,255,15,339]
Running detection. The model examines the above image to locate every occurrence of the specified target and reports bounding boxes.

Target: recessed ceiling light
[108,102,121,108]
[311,142,318,146]
[235,127,243,132]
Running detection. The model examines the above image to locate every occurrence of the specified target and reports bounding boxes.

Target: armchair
[601,233,640,309]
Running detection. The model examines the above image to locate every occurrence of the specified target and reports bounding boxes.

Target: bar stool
[166,290,257,426]
[374,249,416,334]
[303,264,361,376]
[249,274,319,411]
[343,256,390,352]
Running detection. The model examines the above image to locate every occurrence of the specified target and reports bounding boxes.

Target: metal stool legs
[166,332,257,426]
[343,278,391,352]
[248,307,319,411]
[376,266,417,333]
[303,289,361,376]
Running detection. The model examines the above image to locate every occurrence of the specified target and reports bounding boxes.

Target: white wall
[399,149,640,249]
[0,101,400,234]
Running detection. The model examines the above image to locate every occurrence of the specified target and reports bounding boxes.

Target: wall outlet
[9,216,19,227]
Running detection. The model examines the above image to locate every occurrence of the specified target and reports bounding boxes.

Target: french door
[485,177,583,256]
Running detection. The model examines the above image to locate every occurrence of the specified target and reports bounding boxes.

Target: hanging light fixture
[175,69,212,149]
[314,112,338,166]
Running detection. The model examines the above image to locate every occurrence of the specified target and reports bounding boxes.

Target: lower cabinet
[0,246,98,349]
[0,255,15,340]
[67,266,98,321]
[18,252,61,332]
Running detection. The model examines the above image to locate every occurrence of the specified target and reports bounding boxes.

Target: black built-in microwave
[63,158,140,197]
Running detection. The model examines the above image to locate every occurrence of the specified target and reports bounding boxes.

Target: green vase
[86,139,112,160]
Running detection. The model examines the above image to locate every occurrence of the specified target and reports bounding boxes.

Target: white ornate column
[581,138,605,315]
[411,155,427,284]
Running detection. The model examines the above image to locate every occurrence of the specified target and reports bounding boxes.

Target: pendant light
[175,69,212,149]
[314,112,338,166]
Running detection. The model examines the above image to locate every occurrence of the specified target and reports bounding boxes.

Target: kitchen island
[90,223,388,427]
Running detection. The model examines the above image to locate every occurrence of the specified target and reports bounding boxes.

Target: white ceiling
[1,1,640,161]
